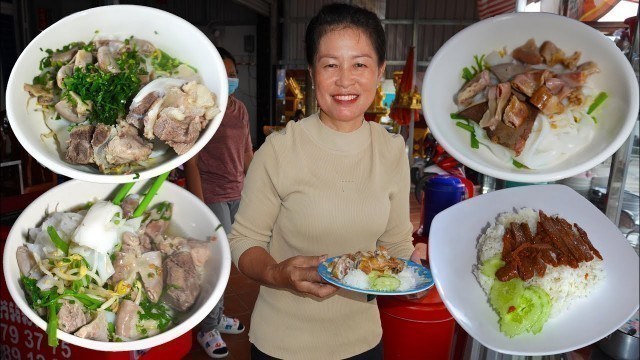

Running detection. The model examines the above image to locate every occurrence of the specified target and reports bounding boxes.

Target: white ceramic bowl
[6,5,228,183]
[2,179,231,351]
[422,12,639,183]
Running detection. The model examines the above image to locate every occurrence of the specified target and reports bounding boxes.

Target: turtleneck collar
[300,112,371,153]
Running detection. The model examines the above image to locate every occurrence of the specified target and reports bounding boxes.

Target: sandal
[197,329,228,359]
[215,315,245,335]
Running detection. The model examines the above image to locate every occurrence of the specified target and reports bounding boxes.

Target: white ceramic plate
[6,5,228,183]
[318,257,434,296]
[422,12,639,183]
[2,179,231,351]
[428,184,639,355]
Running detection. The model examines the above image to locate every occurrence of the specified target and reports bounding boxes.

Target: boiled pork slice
[163,251,200,311]
[66,124,95,165]
[57,300,90,333]
[139,251,164,303]
[75,310,109,341]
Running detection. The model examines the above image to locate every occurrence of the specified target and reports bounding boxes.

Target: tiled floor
[184,194,423,360]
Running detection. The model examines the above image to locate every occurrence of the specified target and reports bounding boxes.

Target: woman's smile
[310,27,385,132]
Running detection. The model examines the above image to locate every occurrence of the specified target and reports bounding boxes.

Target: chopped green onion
[456,121,480,149]
[512,159,529,169]
[456,121,475,133]
[450,113,467,120]
[215,224,223,231]
[112,182,135,205]
[47,303,59,347]
[132,172,170,218]
[587,92,608,115]
[46,226,69,255]
[592,116,598,124]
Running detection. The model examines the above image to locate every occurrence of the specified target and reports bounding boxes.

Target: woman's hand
[268,255,339,298]
[410,242,427,266]
[406,243,429,300]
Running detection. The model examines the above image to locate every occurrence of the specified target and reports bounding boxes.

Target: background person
[228,3,427,359]
[185,47,254,359]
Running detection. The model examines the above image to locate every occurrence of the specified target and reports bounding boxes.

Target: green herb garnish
[456,121,480,149]
[512,159,529,169]
[587,92,608,115]
[461,54,487,82]
[46,226,69,255]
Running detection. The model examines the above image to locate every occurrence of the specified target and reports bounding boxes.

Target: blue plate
[318,256,434,295]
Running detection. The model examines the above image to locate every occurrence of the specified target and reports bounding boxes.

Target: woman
[228,3,426,359]
[185,47,253,359]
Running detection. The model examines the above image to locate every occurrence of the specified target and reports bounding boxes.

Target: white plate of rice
[318,257,434,296]
[428,184,639,356]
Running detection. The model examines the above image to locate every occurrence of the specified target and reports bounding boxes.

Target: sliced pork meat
[576,61,600,76]
[486,103,537,156]
[163,251,200,311]
[91,123,117,172]
[456,70,491,107]
[97,46,120,74]
[458,102,489,123]
[75,311,109,341]
[115,300,144,340]
[540,40,564,67]
[104,122,153,166]
[110,251,138,286]
[511,39,543,65]
[16,246,37,277]
[510,69,552,97]
[121,232,143,256]
[51,43,83,63]
[58,300,89,333]
[479,83,511,130]
[126,91,161,130]
[489,63,528,83]
[139,251,164,303]
[502,95,530,128]
[529,86,565,116]
[66,125,95,165]
[120,194,140,219]
[556,71,589,88]
[153,112,203,155]
[187,239,212,274]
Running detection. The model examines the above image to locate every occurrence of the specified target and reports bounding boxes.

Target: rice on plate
[473,207,604,336]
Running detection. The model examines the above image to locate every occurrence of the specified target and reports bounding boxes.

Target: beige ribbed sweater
[228,114,415,359]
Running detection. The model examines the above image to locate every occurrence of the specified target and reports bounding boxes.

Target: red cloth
[197,96,253,204]
[389,47,420,126]
[476,0,516,19]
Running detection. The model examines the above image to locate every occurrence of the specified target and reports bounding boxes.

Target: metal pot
[596,328,639,360]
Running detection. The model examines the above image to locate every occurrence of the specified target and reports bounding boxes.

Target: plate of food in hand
[6,5,228,183]
[2,177,231,351]
[422,12,638,183]
[428,184,639,355]
[318,247,434,296]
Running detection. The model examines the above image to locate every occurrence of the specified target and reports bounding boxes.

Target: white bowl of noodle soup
[6,5,228,183]
[422,12,638,183]
[2,179,231,351]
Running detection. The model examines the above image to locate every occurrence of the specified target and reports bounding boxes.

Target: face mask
[228,77,239,95]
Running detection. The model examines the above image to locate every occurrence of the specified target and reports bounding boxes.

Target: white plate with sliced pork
[428,184,639,355]
[422,12,638,182]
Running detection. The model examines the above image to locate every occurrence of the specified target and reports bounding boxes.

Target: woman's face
[223,58,237,78]
[311,27,385,131]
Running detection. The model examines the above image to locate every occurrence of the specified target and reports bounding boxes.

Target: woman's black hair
[305,3,386,67]
[217,47,237,67]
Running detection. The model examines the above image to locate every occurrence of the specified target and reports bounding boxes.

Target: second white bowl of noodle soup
[422,12,639,183]
[2,179,231,351]
[5,5,228,183]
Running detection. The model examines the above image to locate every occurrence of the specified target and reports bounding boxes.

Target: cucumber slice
[490,278,524,315]
[499,286,549,337]
[371,275,401,291]
[527,286,551,334]
[481,256,506,278]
